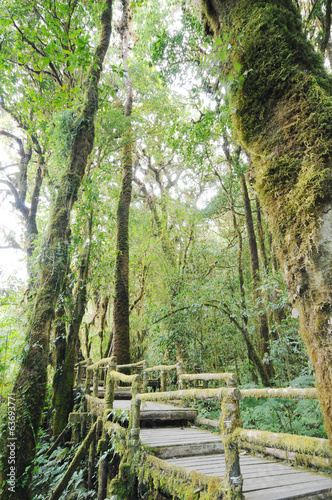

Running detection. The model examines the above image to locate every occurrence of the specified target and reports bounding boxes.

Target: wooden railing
[179,371,238,389]
[142,361,183,392]
[71,358,332,499]
[77,356,184,394]
[236,387,331,470]
[136,385,332,499]
[138,385,242,498]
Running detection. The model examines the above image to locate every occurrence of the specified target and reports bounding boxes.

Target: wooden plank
[140,428,222,447]
[141,436,222,445]
[244,480,332,500]
[152,443,224,459]
[113,400,192,411]
[165,453,332,499]
[243,473,332,492]
[140,409,197,420]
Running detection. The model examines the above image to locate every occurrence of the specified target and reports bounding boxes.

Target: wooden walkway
[79,362,332,499]
[110,400,332,499]
[167,454,332,499]
[113,399,197,422]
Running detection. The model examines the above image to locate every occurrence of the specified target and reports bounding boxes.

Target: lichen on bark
[199,0,332,448]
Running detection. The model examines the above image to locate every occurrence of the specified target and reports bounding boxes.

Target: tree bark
[0,2,113,497]
[98,296,109,359]
[255,197,268,272]
[52,232,91,437]
[112,0,133,365]
[200,0,332,445]
[240,173,274,380]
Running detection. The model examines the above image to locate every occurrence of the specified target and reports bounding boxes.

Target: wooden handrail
[142,361,183,392]
[87,357,115,371]
[179,372,238,389]
[144,363,178,373]
[118,360,146,370]
[108,370,140,385]
[237,428,331,458]
[240,387,318,399]
[139,387,226,402]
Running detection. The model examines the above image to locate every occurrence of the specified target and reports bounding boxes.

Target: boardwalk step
[140,427,224,458]
[165,454,332,499]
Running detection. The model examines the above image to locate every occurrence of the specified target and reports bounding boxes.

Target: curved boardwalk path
[75,362,332,500]
[109,399,332,499]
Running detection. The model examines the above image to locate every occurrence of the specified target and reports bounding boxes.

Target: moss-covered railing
[69,363,332,500]
[179,371,238,389]
[75,357,92,387]
[78,356,183,395]
[136,386,241,500]
[237,387,332,470]
[58,362,142,500]
[83,357,146,397]
[142,361,183,392]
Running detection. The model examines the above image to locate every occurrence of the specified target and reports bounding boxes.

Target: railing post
[77,364,83,387]
[97,419,108,500]
[227,373,238,388]
[128,396,141,454]
[104,356,117,417]
[88,415,98,490]
[143,361,148,393]
[177,361,183,390]
[220,388,243,499]
[93,367,99,397]
[160,369,167,392]
[85,359,93,395]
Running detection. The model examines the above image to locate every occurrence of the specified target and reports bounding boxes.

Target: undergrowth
[31,429,97,499]
[191,375,326,439]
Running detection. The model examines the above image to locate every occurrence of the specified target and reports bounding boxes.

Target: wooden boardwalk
[113,399,197,422]
[78,359,332,499]
[167,454,332,499]
[110,399,332,499]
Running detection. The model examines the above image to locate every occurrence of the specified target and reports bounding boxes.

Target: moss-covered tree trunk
[98,296,109,358]
[112,0,133,366]
[0,2,113,497]
[52,236,91,437]
[200,0,332,445]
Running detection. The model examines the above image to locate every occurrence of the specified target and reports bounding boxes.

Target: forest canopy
[0,0,332,498]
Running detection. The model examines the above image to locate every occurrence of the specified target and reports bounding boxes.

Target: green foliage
[0,285,26,397]
[240,376,326,439]
[31,430,96,499]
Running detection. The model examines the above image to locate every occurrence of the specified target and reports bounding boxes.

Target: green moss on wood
[240,388,318,400]
[137,454,225,500]
[237,428,331,459]
[199,0,332,447]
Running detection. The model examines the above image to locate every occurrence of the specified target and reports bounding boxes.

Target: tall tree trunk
[52,222,91,437]
[99,296,109,358]
[240,173,274,380]
[200,0,332,444]
[112,0,133,365]
[0,3,113,497]
[231,209,260,384]
[255,197,268,272]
